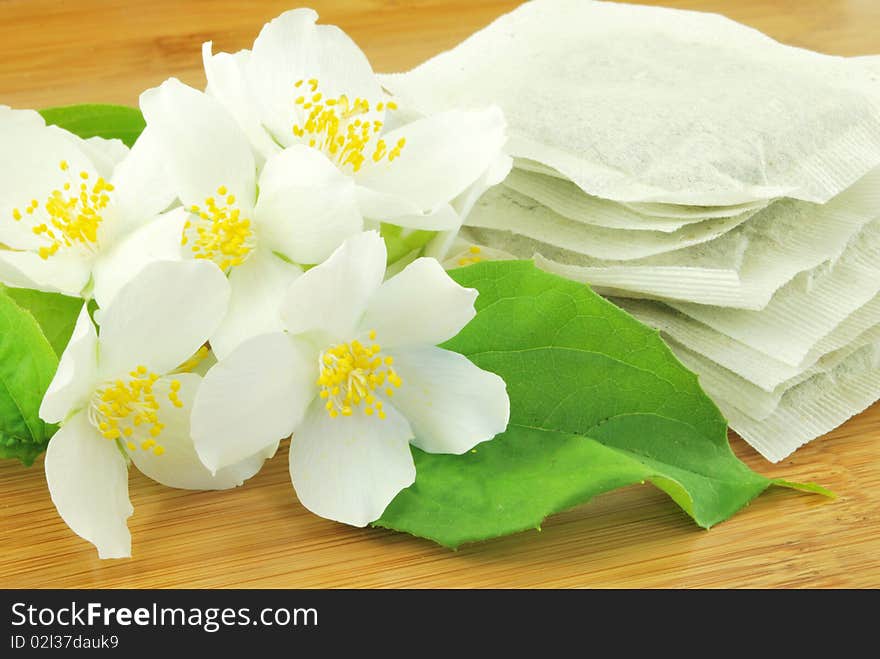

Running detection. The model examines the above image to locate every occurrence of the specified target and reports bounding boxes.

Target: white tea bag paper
[672,218,880,366]
[721,342,880,462]
[504,169,752,232]
[383,0,880,205]
[461,226,751,306]
[667,325,880,423]
[465,167,880,308]
[467,186,755,261]
[615,295,880,392]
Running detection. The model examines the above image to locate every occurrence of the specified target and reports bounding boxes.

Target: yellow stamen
[316,330,402,420]
[88,366,169,456]
[185,185,255,272]
[173,345,210,374]
[291,78,406,173]
[11,161,113,260]
[457,246,484,267]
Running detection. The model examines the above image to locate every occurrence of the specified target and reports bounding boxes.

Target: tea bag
[382,0,880,206]
[511,158,772,219]
[461,225,752,306]
[467,186,755,261]
[615,295,880,392]
[504,169,756,232]
[856,55,880,74]
[671,218,880,366]
[464,167,880,308]
[666,324,880,422]
[619,200,773,221]
[721,342,880,462]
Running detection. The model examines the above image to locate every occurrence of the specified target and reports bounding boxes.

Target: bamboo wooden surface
[1,0,879,589]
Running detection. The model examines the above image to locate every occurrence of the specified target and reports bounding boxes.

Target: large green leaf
[0,289,60,465]
[0,285,82,356]
[39,104,145,147]
[378,261,819,547]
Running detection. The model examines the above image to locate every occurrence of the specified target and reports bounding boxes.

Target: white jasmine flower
[39,260,270,558]
[140,78,364,358]
[0,106,179,307]
[202,8,511,243]
[191,231,510,527]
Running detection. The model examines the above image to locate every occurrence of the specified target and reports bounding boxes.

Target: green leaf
[0,289,60,465]
[0,285,82,356]
[378,261,818,547]
[40,104,146,147]
[380,223,436,265]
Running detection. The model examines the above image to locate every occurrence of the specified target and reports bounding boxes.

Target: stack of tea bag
[382,0,880,461]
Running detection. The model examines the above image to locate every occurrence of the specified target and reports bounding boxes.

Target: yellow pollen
[291,78,406,173]
[457,247,485,267]
[11,161,113,260]
[174,345,211,374]
[316,330,403,420]
[88,366,169,456]
[185,185,255,272]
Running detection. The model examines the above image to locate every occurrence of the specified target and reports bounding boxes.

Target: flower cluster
[1,9,511,558]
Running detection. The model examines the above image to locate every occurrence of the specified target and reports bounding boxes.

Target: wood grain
[1,0,878,589]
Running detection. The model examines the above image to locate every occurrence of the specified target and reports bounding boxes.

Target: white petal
[39,304,98,424]
[139,78,256,210]
[202,42,280,162]
[0,106,46,129]
[0,250,91,297]
[361,257,476,347]
[356,106,507,213]
[91,207,186,309]
[44,411,133,559]
[192,332,316,472]
[247,8,382,146]
[209,249,302,360]
[424,153,510,261]
[454,151,513,220]
[79,137,128,179]
[0,120,95,251]
[387,346,509,455]
[109,127,178,232]
[97,260,230,378]
[127,373,268,490]
[255,145,363,264]
[355,187,462,230]
[0,119,93,198]
[280,231,385,341]
[289,399,415,527]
